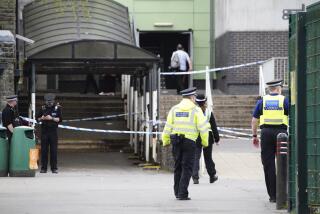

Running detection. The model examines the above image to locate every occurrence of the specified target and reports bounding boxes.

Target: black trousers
[260,127,287,199]
[172,138,196,198]
[192,142,216,179]
[41,130,58,171]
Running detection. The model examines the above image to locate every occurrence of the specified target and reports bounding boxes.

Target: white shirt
[171,50,190,71]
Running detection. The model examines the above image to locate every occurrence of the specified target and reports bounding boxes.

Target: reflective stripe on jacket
[260,95,288,126]
[162,98,209,147]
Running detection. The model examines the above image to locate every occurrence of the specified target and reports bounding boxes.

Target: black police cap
[180,87,197,96]
[266,79,283,87]
[6,95,18,101]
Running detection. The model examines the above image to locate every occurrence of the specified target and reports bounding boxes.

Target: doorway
[139,31,191,89]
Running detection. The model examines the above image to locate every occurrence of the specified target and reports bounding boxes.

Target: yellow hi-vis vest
[260,95,288,126]
[162,99,209,147]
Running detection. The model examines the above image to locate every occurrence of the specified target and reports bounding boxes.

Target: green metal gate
[289,2,320,213]
[305,2,320,211]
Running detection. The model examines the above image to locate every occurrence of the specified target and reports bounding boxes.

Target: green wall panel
[193,14,210,30]
[133,0,194,13]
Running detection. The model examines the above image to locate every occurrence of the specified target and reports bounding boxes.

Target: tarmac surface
[0,139,287,214]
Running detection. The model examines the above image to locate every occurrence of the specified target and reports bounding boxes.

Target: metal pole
[134,78,138,154]
[145,75,150,162]
[296,12,308,214]
[276,133,289,210]
[31,63,36,128]
[149,69,153,162]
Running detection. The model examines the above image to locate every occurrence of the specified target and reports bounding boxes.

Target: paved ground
[0,139,287,214]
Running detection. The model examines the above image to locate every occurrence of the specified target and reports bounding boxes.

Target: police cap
[6,95,17,102]
[44,93,56,101]
[266,79,283,87]
[180,87,197,96]
[195,94,207,105]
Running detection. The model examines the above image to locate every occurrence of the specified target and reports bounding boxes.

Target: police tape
[161,60,265,76]
[217,128,252,137]
[22,116,254,139]
[63,112,141,122]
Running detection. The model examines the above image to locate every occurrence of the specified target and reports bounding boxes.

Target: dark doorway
[139,32,191,89]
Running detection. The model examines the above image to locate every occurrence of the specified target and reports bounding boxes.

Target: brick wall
[0,0,16,111]
[0,0,16,33]
[215,31,288,95]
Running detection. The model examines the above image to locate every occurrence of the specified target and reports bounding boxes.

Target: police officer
[251,79,288,203]
[162,87,209,200]
[1,95,21,143]
[192,94,220,184]
[37,94,62,174]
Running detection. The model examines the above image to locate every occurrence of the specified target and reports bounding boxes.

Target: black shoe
[210,175,218,183]
[269,197,276,203]
[177,197,191,200]
[52,169,58,174]
[193,178,199,184]
[40,169,47,173]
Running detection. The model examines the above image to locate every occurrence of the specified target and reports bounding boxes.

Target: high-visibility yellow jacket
[260,95,288,126]
[162,98,209,147]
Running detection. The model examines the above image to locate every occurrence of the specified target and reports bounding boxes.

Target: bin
[0,127,9,177]
[9,126,36,177]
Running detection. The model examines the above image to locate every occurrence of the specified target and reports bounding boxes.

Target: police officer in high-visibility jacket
[162,87,209,200]
[251,79,289,203]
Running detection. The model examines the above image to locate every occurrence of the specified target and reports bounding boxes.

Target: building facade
[215,0,318,95]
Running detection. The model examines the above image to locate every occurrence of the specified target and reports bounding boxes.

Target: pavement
[0,139,287,214]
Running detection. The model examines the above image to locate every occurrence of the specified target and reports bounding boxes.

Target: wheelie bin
[9,126,37,177]
[0,127,9,177]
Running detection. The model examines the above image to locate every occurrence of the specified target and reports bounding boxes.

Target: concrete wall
[215,0,319,38]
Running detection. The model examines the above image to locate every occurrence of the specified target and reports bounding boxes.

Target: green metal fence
[305,2,320,210]
[289,2,320,213]
[288,14,297,211]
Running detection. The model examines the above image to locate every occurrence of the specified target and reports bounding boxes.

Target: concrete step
[57,140,132,152]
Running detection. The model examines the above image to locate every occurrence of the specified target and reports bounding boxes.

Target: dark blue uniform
[253,93,289,200]
[1,104,21,143]
[37,105,62,172]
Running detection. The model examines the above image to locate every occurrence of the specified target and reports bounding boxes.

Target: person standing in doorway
[171,44,192,94]
[251,79,289,203]
[37,94,62,174]
[162,87,209,200]
[192,94,220,184]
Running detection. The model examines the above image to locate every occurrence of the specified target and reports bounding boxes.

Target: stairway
[159,95,258,128]
[18,93,131,151]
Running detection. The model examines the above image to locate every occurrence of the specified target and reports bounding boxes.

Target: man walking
[37,94,62,174]
[162,87,209,200]
[171,44,192,94]
[192,94,220,184]
[251,79,289,203]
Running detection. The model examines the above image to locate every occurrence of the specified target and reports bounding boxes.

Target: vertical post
[145,75,150,162]
[152,64,158,162]
[31,63,36,127]
[296,12,308,214]
[276,133,289,209]
[134,78,138,154]
[259,65,266,97]
[130,78,134,148]
[149,68,153,162]
[141,76,146,156]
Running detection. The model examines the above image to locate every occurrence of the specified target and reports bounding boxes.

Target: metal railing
[259,57,288,96]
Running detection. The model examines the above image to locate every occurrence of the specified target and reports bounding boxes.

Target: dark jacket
[197,111,220,145]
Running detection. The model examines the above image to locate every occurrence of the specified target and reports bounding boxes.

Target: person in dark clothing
[192,94,220,184]
[251,79,289,203]
[37,93,62,174]
[1,95,22,143]
[83,74,99,94]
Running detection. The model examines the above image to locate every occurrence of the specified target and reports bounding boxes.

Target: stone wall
[215,31,288,95]
[0,0,16,112]
[158,94,258,170]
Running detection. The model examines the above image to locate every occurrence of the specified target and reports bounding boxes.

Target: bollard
[276,133,288,210]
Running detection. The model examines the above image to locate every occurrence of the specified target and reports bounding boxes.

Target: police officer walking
[1,95,21,143]
[162,87,209,200]
[36,94,62,174]
[251,79,289,203]
[192,94,220,184]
